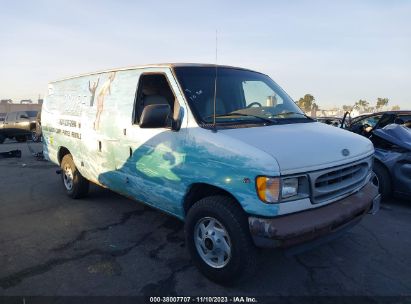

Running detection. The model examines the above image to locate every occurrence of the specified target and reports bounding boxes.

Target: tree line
[296,94,401,113]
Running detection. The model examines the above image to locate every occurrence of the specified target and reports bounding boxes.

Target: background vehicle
[0,110,38,143]
[316,116,344,127]
[32,111,42,142]
[346,111,411,135]
[342,111,411,199]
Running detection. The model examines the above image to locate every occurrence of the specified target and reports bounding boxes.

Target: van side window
[133,74,175,124]
[6,112,16,122]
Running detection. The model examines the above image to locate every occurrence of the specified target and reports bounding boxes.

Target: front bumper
[249,181,380,248]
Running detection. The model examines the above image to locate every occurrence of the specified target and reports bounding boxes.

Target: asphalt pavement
[0,140,410,297]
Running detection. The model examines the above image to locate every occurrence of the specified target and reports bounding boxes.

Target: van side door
[98,67,189,217]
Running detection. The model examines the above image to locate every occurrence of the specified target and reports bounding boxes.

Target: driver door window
[6,112,16,126]
[350,115,381,133]
[361,115,382,128]
[133,73,176,125]
[242,81,284,107]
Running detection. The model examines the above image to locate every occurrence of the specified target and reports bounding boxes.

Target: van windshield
[174,66,311,127]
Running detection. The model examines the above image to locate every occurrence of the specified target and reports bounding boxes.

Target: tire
[0,135,5,144]
[60,154,89,199]
[185,195,257,285]
[15,135,27,142]
[373,161,391,198]
[31,129,40,142]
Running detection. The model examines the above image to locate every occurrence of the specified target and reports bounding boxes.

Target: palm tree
[354,99,369,113]
[376,98,389,110]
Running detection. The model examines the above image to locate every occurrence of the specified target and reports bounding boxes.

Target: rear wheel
[61,154,89,199]
[373,161,391,198]
[185,195,257,285]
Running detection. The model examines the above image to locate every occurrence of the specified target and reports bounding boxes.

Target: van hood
[220,122,374,175]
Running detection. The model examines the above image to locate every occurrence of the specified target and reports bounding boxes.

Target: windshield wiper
[208,112,277,124]
[271,111,313,120]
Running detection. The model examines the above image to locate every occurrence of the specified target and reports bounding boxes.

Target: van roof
[51,63,257,83]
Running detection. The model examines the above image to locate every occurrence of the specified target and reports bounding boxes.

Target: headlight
[281,178,299,198]
[256,175,309,203]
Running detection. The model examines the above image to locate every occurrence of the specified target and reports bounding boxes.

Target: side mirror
[139,104,170,128]
[20,114,29,119]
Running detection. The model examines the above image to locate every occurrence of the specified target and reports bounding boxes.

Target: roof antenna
[212,29,218,133]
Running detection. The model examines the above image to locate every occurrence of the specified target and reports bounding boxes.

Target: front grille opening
[315,182,362,202]
[313,162,369,203]
[315,164,365,187]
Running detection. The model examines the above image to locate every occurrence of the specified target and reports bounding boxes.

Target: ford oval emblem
[342,149,350,156]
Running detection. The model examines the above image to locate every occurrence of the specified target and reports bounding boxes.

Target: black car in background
[316,116,345,128]
[0,110,39,143]
[346,111,411,135]
[342,111,411,199]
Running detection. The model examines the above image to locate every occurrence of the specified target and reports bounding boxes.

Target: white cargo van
[42,63,380,283]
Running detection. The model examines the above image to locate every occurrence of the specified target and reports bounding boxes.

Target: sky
[1,0,410,109]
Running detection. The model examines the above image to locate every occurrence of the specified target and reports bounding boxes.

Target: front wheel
[31,129,41,142]
[185,196,257,285]
[61,154,89,199]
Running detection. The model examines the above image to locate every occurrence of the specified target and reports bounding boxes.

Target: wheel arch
[183,183,243,216]
[374,157,391,177]
[57,146,71,165]
[373,157,393,195]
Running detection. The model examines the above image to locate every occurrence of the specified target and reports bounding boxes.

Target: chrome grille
[309,157,372,204]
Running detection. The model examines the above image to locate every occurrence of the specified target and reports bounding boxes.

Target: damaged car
[342,111,411,199]
[316,116,345,128]
[371,125,411,199]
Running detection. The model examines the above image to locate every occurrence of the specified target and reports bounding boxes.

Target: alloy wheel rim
[194,217,232,268]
